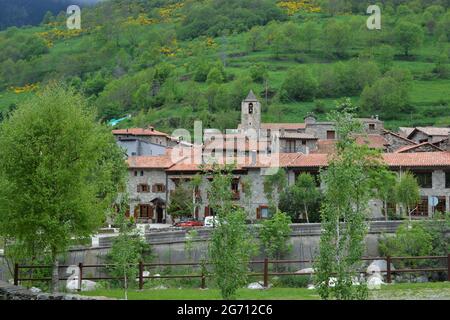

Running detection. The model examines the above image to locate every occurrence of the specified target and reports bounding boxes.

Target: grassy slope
[1,13,449,130]
[81,282,450,300]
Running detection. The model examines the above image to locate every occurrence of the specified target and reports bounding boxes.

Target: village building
[120,92,450,224]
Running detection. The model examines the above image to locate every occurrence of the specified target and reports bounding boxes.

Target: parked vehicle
[204,216,220,228]
[173,218,203,227]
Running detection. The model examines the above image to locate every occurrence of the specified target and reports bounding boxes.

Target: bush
[280,67,318,102]
[273,275,311,288]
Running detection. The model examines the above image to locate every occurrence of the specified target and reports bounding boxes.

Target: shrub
[273,275,311,288]
[280,67,318,102]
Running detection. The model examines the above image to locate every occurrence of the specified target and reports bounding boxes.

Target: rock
[307,284,315,290]
[328,277,337,287]
[66,279,98,292]
[367,275,384,290]
[366,260,395,276]
[152,285,168,290]
[296,268,315,274]
[247,282,266,290]
[143,271,150,277]
[416,276,428,283]
[30,287,42,293]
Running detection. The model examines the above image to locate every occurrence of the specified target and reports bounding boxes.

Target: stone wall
[0,281,111,300]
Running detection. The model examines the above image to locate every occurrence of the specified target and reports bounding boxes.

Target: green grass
[81,282,450,300]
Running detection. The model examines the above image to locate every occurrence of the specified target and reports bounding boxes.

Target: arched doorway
[151,197,166,223]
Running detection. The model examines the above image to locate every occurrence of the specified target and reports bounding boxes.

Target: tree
[360,71,411,119]
[0,84,126,292]
[300,21,319,52]
[395,171,420,222]
[372,170,397,221]
[374,45,395,73]
[41,11,54,25]
[263,168,288,212]
[259,211,292,262]
[314,102,389,300]
[280,67,318,102]
[293,173,320,223]
[107,203,152,300]
[394,21,424,56]
[167,183,193,219]
[208,164,256,299]
[323,20,352,57]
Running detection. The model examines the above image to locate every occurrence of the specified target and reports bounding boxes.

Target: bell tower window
[248,103,253,114]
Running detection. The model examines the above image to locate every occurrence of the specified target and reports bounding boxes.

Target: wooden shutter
[256,207,261,220]
[152,184,156,192]
[134,205,139,218]
[125,209,130,218]
[204,206,210,217]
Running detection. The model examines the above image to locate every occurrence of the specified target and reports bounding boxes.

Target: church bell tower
[240,90,261,133]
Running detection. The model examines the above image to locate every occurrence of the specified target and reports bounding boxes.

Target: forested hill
[0,0,103,30]
[0,0,450,132]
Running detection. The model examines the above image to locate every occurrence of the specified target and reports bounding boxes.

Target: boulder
[30,287,42,293]
[247,282,265,290]
[66,279,98,292]
[296,268,315,274]
[366,260,395,276]
[367,275,384,290]
[307,284,315,290]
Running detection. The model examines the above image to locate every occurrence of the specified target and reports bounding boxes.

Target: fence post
[13,263,19,286]
[201,270,206,289]
[263,258,269,288]
[78,263,83,292]
[139,261,144,290]
[386,256,392,284]
[447,253,450,282]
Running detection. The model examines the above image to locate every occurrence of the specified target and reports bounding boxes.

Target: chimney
[376,115,379,121]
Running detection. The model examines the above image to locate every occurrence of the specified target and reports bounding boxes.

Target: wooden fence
[14,254,450,291]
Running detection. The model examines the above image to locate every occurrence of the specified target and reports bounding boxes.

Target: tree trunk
[124,268,128,300]
[51,254,59,293]
[304,204,309,224]
[384,200,388,222]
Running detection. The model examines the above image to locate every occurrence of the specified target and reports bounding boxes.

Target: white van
[204,216,219,228]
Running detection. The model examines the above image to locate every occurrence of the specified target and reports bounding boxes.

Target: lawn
[81,282,450,300]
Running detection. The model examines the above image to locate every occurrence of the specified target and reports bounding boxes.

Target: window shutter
[152,185,156,193]
[204,206,210,217]
[134,205,139,218]
[125,209,130,218]
[256,207,261,220]
[162,185,166,192]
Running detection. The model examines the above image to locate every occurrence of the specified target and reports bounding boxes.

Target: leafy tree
[379,222,432,269]
[394,21,424,56]
[395,171,421,221]
[208,164,256,299]
[246,26,265,52]
[249,63,268,84]
[280,67,318,102]
[259,211,292,262]
[314,103,388,300]
[107,207,152,300]
[372,170,397,221]
[323,20,352,57]
[293,173,320,223]
[206,67,225,84]
[0,84,126,292]
[374,45,395,73]
[263,168,288,212]
[300,21,319,52]
[167,183,193,219]
[360,70,411,119]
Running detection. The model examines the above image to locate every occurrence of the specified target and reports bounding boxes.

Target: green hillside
[1,0,450,132]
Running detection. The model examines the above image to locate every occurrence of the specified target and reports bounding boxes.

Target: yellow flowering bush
[10,83,39,94]
[277,0,321,16]
[123,14,157,26]
[158,2,185,22]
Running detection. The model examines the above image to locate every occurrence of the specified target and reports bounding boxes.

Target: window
[413,172,432,188]
[302,140,307,146]
[139,205,153,218]
[435,197,446,214]
[369,124,375,130]
[134,171,138,176]
[414,197,429,216]
[286,140,296,153]
[153,184,166,193]
[327,131,336,140]
[138,184,150,193]
[140,171,144,176]
[131,152,137,156]
[248,103,253,114]
[257,206,270,219]
[446,172,450,188]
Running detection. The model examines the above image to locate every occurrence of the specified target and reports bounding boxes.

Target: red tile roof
[394,142,444,153]
[261,123,306,130]
[355,134,389,149]
[382,152,450,167]
[113,127,168,137]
